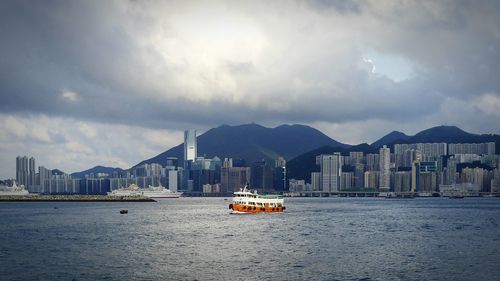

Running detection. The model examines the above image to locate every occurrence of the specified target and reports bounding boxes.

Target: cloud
[0,113,183,178]
[0,0,499,177]
[61,90,80,103]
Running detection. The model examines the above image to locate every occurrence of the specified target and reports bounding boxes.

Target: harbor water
[1,197,500,280]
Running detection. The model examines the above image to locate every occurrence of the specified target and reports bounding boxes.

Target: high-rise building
[354,163,365,188]
[39,166,52,194]
[379,145,390,191]
[274,156,287,191]
[311,172,321,191]
[220,167,251,193]
[317,153,342,192]
[445,156,458,185]
[168,170,179,192]
[16,156,29,187]
[412,161,438,192]
[250,160,274,192]
[340,172,353,190]
[366,154,380,171]
[16,156,37,191]
[184,129,197,164]
[394,171,412,192]
[29,157,36,188]
[364,171,379,189]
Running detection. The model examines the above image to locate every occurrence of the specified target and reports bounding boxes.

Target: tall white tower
[184,130,197,163]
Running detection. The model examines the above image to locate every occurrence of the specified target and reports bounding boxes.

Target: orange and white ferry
[229,185,285,214]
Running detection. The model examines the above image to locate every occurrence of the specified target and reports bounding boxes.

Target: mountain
[135,123,348,167]
[371,131,410,148]
[287,125,500,182]
[389,125,500,151]
[286,143,376,183]
[71,166,125,179]
[410,126,474,143]
[51,169,66,176]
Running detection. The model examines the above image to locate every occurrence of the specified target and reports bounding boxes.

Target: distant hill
[286,143,376,183]
[387,126,500,152]
[134,123,348,167]
[71,124,499,179]
[287,125,500,182]
[51,169,66,176]
[71,166,125,179]
[371,131,410,148]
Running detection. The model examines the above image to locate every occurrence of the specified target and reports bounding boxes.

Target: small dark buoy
[120,209,128,214]
[53,207,58,209]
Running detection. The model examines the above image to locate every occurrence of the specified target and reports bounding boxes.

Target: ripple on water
[1,198,500,280]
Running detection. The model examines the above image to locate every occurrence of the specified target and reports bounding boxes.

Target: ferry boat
[229,185,285,214]
[107,184,182,198]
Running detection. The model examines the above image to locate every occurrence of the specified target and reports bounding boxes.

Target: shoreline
[0,195,155,202]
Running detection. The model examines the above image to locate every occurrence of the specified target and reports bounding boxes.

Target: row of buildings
[14,130,287,195]
[291,142,500,194]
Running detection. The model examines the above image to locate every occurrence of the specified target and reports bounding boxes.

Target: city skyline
[1,1,500,178]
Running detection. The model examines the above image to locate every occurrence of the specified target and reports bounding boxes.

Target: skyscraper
[16,156,29,187]
[184,129,197,164]
[317,153,342,192]
[29,157,36,187]
[379,145,390,191]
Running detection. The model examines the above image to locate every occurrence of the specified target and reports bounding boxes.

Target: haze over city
[1,0,500,178]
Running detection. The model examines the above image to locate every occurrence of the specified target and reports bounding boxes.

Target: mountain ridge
[133,123,348,168]
[69,124,500,178]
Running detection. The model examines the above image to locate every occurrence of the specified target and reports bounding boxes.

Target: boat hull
[229,203,285,213]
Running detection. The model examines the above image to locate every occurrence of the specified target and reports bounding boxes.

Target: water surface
[1,197,500,280]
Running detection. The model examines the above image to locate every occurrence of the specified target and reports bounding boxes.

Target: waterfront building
[311,172,321,191]
[79,178,110,195]
[354,163,365,188]
[394,171,412,192]
[460,167,489,192]
[29,157,36,188]
[250,160,274,192]
[364,171,379,189]
[379,145,390,191]
[168,170,179,192]
[220,166,250,192]
[317,153,342,192]
[440,183,481,196]
[419,172,437,193]
[412,161,438,192]
[340,172,354,190]
[39,166,51,194]
[202,183,221,193]
[289,179,307,192]
[445,156,458,185]
[16,156,29,188]
[491,169,500,193]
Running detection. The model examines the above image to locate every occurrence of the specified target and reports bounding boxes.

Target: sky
[1,0,500,178]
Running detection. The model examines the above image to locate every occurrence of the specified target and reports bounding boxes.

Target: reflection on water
[1,197,500,280]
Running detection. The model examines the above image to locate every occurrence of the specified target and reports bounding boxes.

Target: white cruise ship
[0,182,30,196]
[107,184,182,198]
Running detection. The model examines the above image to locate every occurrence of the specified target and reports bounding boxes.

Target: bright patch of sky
[362,49,415,82]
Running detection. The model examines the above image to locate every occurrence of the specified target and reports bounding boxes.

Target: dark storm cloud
[1,0,500,178]
[0,0,499,131]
